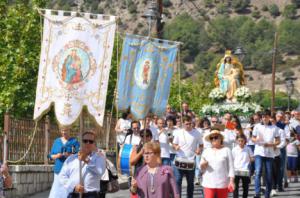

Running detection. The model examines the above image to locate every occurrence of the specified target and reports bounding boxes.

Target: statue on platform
[214,50,245,102]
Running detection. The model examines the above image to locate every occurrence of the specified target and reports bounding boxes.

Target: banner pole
[79,111,84,198]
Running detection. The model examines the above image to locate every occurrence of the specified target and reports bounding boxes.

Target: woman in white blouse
[200,129,235,198]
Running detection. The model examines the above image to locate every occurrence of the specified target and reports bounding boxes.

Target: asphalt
[30,177,300,198]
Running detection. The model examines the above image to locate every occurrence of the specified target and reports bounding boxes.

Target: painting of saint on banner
[59,48,90,84]
[134,59,153,90]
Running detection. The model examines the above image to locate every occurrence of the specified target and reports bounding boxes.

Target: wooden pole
[157,0,163,39]
[271,32,278,116]
[79,111,84,198]
[3,112,10,163]
[44,115,50,165]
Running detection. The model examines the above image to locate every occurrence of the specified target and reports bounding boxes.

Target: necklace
[147,166,157,193]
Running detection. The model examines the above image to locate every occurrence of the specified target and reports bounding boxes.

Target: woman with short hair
[131,142,179,198]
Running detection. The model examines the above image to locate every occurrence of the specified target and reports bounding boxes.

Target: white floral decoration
[209,88,226,102]
[234,86,251,102]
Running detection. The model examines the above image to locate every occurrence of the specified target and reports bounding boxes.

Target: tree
[0,0,48,130]
[278,19,300,54]
[283,4,297,19]
[163,13,210,62]
[269,4,280,17]
[168,73,213,113]
[207,17,238,50]
[194,52,216,70]
[252,90,299,110]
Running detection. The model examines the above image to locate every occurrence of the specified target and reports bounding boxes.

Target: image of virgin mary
[61,49,83,84]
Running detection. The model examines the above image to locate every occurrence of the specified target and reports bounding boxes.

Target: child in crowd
[232,134,254,198]
[286,132,300,183]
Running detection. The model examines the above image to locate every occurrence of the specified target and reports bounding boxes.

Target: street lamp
[234,46,246,62]
[285,77,296,111]
[142,0,159,37]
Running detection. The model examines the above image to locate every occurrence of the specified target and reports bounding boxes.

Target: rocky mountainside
[46,0,300,96]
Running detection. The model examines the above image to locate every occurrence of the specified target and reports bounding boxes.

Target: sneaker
[277,188,285,192]
[194,178,200,185]
[271,189,277,197]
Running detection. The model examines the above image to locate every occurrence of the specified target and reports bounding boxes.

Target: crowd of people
[23,101,300,198]
[115,102,300,198]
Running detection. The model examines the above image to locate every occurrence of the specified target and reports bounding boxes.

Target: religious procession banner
[117,34,178,119]
[34,9,116,126]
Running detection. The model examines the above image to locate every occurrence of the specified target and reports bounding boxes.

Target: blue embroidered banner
[117,34,178,119]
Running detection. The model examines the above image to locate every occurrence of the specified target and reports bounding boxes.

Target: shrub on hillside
[283,4,297,19]
[217,3,230,14]
[232,0,250,13]
[282,69,295,78]
[163,13,210,62]
[162,0,172,7]
[252,10,261,19]
[278,19,300,54]
[204,0,214,8]
[292,0,300,8]
[262,5,268,11]
[269,4,280,17]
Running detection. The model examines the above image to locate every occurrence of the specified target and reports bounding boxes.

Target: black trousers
[272,156,281,189]
[234,176,251,198]
[67,192,100,198]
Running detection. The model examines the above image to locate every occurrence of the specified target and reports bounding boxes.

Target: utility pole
[271,32,278,116]
[156,0,163,38]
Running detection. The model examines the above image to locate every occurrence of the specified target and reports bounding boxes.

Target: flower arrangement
[160,167,170,176]
[209,88,226,103]
[234,86,251,102]
[201,102,261,116]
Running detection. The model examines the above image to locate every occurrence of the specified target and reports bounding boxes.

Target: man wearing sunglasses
[59,131,106,198]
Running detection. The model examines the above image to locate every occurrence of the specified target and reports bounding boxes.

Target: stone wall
[5,165,53,198]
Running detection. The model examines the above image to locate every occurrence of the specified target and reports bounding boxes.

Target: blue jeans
[161,157,171,166]
[248,145,255,175]
[173,166,195,197]
[195,155,201,179]
[255,156,273,198]
[279,147,286,188]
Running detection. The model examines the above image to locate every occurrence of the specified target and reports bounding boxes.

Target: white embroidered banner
[34,10,116,126]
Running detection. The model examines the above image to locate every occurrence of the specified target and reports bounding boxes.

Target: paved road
[31,178,300,198]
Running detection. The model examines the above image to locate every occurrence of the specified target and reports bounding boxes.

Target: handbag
[100,159,119,193]
[106,169,119,193]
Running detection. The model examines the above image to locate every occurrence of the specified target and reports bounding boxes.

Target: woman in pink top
[130,142,179,198]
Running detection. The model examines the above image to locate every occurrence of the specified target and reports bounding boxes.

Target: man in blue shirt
[59,131,106,198]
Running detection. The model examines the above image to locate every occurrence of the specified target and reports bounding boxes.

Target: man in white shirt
[156,118,171,165]
[124,121,141,146]
[173,116,203,198]
[59,131,106,198]
[252,110,280,198]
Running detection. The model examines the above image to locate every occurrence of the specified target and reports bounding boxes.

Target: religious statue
[214,50,245,102]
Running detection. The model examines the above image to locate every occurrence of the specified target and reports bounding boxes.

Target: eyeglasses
[143,152,154,156]
[185,122,192,126]
[209,136,219,141]
[140,135,151,138]
[83,139,95,144]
